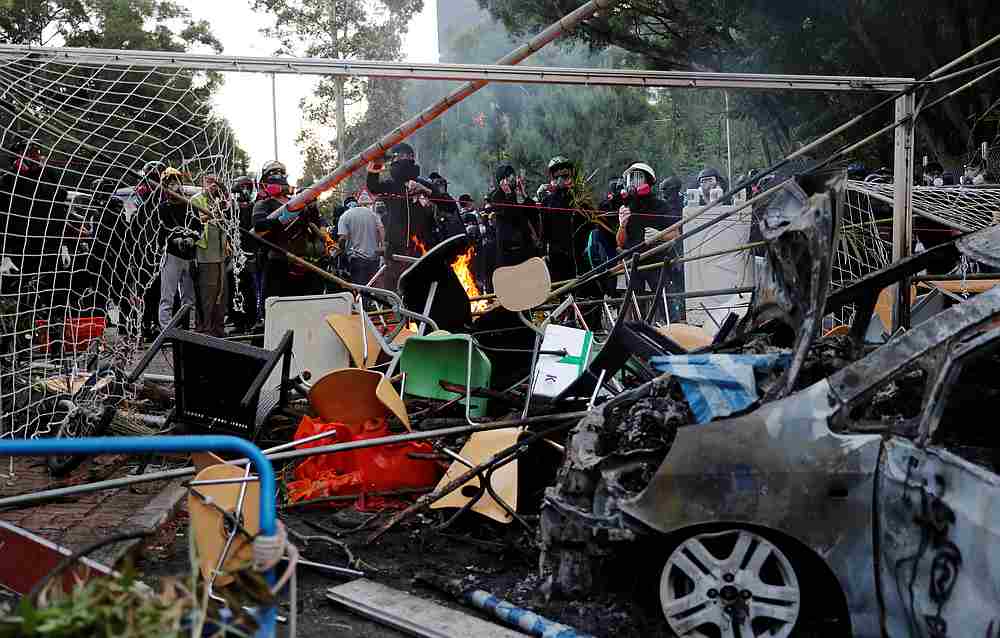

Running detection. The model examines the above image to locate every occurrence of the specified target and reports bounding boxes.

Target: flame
[451,246,489,313]
[410,234,428,256]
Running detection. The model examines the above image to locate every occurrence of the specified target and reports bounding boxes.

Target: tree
[255,0,423,187]
[0,0,243,185]
[479,0,1000,168]
[402,9,767,201]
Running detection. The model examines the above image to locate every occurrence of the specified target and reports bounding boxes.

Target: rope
[252,519,299,638]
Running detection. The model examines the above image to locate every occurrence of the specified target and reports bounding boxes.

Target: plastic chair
[397,332,492,420]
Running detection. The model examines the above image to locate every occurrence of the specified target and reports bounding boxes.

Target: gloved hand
[618,205,631,225]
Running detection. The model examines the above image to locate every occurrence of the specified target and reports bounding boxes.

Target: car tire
[659,527,801,638]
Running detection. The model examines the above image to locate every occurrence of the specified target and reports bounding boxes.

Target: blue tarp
[650,353,791,424]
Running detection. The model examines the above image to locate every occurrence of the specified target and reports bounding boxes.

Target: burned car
[540,181,1000,637]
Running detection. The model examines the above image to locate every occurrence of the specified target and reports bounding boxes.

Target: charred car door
[876,324,1000,638]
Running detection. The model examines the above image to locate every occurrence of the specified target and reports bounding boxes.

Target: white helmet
[623,162,656,192]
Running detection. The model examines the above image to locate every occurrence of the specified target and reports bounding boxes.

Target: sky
[179,0,440,182]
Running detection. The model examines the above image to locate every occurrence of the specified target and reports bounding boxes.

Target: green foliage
[256,0,423,187]
[479,0,1000,167]
[0,570,195,638]
[0,0,246,185]
[404,11,766,201]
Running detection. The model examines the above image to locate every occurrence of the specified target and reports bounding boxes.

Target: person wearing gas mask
[695,167,725,205]
[614,162,678,321]
[538,156,581,282]
[338,190,384,286]
[366,143,434,290]
[0,137,71,280]
[489,164,538,269]
[427,171,465,244]
[922,161,945,187]
[659,175,687,321]
[252,160,327,308]
[157,167,201,330]
[191,175,230,337]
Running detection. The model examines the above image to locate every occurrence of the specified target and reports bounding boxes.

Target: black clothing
[431,189,465,244]
[0,167,70,276]
[367,171,433,252]
[488,189,536,268]
[159,198,200,260]
[622,195,675,250]
[538,188,579,281]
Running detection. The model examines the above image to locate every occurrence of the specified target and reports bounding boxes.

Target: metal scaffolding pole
[892,93,916,331]
[0,44,913,92]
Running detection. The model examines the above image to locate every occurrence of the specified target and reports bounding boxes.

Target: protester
[659,175,687,321]
[538,156,580,281]
[156,167,200,330]
[615,162,679,321]
[427,171,465,244]
[338,190,384,286]
[695,167,725,205]
[488,164,538,268]
[252,160,303,308]
[366,143,434,290]
[191,175,229,337]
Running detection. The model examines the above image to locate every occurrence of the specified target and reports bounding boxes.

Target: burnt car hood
[734,177,840,399]
[618,380,881,548]
[957,222,1000,270]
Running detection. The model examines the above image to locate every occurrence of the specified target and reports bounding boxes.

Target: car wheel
[660,528,800,638]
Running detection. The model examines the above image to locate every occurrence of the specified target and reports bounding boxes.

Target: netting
[0,52,244,442]
[847,179,1000,232]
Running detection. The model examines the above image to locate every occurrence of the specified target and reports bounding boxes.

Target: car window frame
[921,323,1000,445]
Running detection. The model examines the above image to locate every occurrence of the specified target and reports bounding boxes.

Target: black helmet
[548,156,573,175]
[390,143,415,160]
[659,176,683,194]
[495,164,516,185]
[698,167,722,182]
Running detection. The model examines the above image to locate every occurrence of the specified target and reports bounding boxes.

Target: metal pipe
[140,373,173,384]
[0,412,587,509]
[283,0,616,213]
[0,44,914,91]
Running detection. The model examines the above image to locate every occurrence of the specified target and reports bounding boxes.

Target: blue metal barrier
[0,435,278,636]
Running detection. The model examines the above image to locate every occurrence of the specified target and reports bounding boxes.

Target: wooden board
[0,522,114,595]
[430,428,520,524]
[326,579,524,638]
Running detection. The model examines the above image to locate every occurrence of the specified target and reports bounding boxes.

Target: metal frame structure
[0,44,914,92]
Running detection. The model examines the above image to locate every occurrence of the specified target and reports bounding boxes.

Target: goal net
[0,51,245,442]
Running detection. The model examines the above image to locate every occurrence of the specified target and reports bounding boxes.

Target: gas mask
[14,151,41,175]
[623,169,652,198]
[390,158,420,184]
[262,175,288,198]
[550,171,573,191]
[700,176,718,191]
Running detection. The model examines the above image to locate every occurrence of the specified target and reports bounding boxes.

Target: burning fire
[451,246,488,313]
[410,234,428,255]
[410,235,487,313]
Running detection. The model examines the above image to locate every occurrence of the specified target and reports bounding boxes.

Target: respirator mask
[551,169,573,191]
[623,164,655,198]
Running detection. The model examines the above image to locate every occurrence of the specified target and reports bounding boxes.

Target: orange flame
[451,246,488,313]
[410,234,428,256]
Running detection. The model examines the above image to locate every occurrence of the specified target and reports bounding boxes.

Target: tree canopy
[480,0,1000,168]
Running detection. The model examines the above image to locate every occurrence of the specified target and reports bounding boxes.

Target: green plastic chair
[398,333,492,419]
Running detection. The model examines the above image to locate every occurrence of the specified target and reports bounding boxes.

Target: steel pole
[892,93,916,331]
[271,72,279,160]
[0,412,587,510]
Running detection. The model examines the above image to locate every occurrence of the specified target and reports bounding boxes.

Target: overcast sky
[179,0,440,182]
